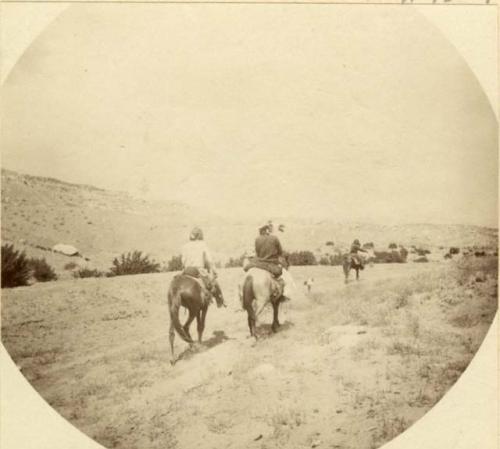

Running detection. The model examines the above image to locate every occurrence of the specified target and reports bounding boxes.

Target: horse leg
[356,268,360,281]
[271,300,281,333]
[183,310,196,342]
[197,307,207,343]
[169,320,176,365]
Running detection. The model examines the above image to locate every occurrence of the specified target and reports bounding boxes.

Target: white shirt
[181,241,213,269]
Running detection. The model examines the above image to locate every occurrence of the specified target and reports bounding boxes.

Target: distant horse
[342,254,364,283]
[242,268,285,339]
[168,274,225,365]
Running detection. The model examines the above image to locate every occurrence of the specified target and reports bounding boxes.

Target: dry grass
[1,259,497,449]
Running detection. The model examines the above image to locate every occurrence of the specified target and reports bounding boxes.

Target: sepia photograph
[1,3,498,449]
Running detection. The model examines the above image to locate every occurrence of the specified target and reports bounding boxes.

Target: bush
[225,255,245,268]
[416,248,431,256]
[73,268,104,278]
[64,262,78,270]
[325,241,335,246]
[288,251,317,266]
[388,243,398,250]
[166,255,183,272]
[362,242,374,250]
[28,257,58,282]
[110,251,161,276]
[374,250,406,264]
[318,254,344,266]
[319,256,331,266]
[449,247,460,255]
[414,256,429,263]
[1,244,31,288]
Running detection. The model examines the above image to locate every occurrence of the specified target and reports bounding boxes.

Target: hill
[1,168,497,274]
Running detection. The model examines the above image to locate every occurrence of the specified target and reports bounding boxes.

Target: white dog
[304,277,314,293]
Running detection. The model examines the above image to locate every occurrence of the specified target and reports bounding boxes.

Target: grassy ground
[1,257,497,449]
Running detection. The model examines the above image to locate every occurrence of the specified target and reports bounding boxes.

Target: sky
[1,5,498,227]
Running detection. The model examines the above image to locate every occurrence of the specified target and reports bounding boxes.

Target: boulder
[53,243,80,256]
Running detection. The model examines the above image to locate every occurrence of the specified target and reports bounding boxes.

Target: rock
[53,243,80,256]
[473,271,486,283]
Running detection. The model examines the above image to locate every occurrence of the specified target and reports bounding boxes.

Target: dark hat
[278,224,285,232]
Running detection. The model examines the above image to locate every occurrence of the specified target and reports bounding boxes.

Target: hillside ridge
[1,168,497,275]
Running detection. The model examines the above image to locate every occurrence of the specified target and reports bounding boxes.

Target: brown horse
[242,268,285,339]
[168,274,225,364]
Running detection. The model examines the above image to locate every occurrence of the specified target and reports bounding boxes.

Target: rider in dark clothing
[255,232,283,264]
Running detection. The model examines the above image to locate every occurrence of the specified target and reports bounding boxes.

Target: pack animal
[343,254,364,283]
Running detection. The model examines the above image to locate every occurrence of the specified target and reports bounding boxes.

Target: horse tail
[242,275,254,310]
[168,287,194,344]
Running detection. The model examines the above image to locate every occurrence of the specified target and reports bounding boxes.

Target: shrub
[318,254,344,266]
[288,250,317,266]
[449,247,460,255]
[319,256,331,266]
[64,262,78,270]
[416,248,431,256]
[166,255,183,272]
[388,243,398,250]
[325,241,335,246]
[73,268,104,278]
[414,256,429,263]
[28,257,58,282]
[374,250,406,264]
[1,244,31,288]
[225,255,245,268]
[362,242,374,250]
[110,251,161,276]
[330,253,345,266]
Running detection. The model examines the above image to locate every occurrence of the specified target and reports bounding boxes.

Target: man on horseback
[181,227,224,305]
[244,222,292,302]
[350,239,368,269]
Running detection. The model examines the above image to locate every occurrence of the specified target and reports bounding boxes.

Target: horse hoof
[170,359,176,366]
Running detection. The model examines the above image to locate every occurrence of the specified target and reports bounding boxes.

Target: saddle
[182,267,214,304]
[349,255,365,270]
[243,258,283,278]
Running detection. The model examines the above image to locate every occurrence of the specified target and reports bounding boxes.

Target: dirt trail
[1,262,496,449]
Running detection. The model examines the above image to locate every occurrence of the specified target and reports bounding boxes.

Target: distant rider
[253,223,292,302]
[350,239,367,269]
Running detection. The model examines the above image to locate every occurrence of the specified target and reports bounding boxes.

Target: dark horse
[342,254,364,283]
[242,267,285,339]
[168,274,225,364]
